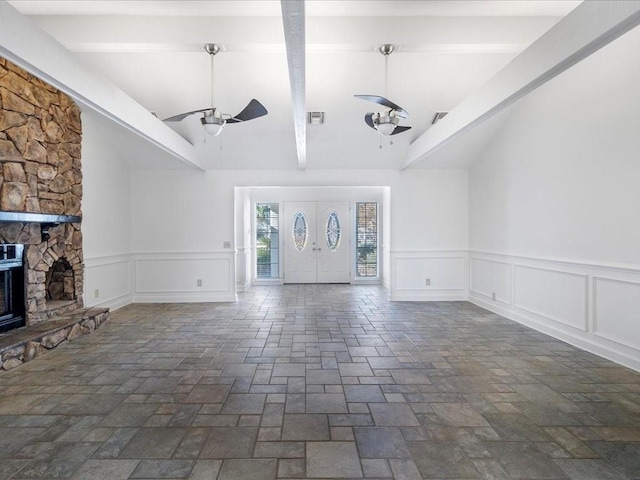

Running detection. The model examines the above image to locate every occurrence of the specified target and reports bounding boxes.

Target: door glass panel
[292,212,308,251]
[326,212,341,252]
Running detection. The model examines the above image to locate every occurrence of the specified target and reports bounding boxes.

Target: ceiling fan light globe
[201,115,226,136]
[374,114,399,136]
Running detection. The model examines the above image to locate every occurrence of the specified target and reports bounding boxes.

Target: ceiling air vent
[431,112,448,124]
[307,111,325,125]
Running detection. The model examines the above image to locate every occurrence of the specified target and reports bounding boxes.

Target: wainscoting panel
[514,265,588,331]
[469,251,640,372]
[469,257,511,304]
[134,252,236,303]
[594,276,640,351]
[390,251,467,301]
[84,254,132,310]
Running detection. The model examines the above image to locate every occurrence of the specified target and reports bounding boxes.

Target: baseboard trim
[133,292,237,303]
[390,292,468,302]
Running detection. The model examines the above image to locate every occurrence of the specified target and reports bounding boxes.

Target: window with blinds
[355,202,378,277]
[256,203,279,279]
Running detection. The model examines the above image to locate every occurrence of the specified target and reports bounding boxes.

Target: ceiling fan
[355,44,411,137]
[163,43,268,136]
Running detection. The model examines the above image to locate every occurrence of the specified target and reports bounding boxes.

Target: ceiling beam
[281,0,306,171]
[402,0,640,170]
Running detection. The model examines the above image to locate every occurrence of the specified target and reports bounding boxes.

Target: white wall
[81,111,133,310]
[468,26,640,370]
[130,168,469,302]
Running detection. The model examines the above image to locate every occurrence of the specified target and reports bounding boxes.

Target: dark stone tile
[135,376,181,394]
[306,369,341,385]
[173,427,210,459]
[483,413,551,441]
[100,404,158,427]
[409,441,480,478]
[306,441,363,478]
[218,458,277,480]
[282,414,329,441]
[184,384,231,404]
[71,459,140,480]
[93,428,138,459]
[199,427,258,458]
[354,427,411,458]
[119,427,186,458]
[344,385,386,403]
[554,459,631,480]
[220,363,258,377]
[369,403,420,426]
[130,459,194,478]
[220,394,266,414]
[589,442,640,479]
[484,441,571,479]
[18,442,99,479]
[306,393,348,413]
[253,441,305,458]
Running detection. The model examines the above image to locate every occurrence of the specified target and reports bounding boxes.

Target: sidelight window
[355,202,378,277]
[256,203,279,279]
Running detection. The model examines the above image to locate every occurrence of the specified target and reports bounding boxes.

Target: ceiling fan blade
[163,107,213,122]
[391,125,412,136]
[354,95,408,118]
[226,99,268,124]
[364,113,376,130]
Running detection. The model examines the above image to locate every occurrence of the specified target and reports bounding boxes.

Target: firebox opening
[46,257,75,302]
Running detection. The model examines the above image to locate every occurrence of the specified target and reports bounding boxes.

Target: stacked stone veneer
[0,56,84,325]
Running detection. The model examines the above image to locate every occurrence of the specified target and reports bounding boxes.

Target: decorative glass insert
[356,202,378,277]
[326,212,341,252]
[292,212,308,251]
[256,203,279,279]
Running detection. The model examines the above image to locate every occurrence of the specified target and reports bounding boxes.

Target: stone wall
[0,56,83,325]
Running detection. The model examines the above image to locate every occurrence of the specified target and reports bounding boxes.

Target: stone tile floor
[0,284,639,479]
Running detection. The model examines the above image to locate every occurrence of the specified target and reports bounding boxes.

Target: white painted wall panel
[135,256,231,294]
[470,257,511,303]
[390,252,467,301]
[594,277,640,350]
[514,265,587,331]
[395,257,466,291]
[85,257,132,309]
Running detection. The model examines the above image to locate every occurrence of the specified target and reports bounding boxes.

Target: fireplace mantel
[0,212,82,242]
[0,212,82,224]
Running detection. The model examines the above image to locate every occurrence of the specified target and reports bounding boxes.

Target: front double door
[283,202,350,283]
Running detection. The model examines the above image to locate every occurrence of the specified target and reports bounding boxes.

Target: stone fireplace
[0,56,84,325]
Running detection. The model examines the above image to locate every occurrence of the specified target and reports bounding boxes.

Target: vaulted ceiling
[8,1,582,170]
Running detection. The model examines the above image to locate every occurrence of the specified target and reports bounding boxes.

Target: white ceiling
[9,0,581,170]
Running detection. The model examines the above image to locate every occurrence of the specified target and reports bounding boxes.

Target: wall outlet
[94,289,99,298]
[223,241,231,249]
[425,278,431,286]
[197,279,203,287]
[491,292,496,301]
